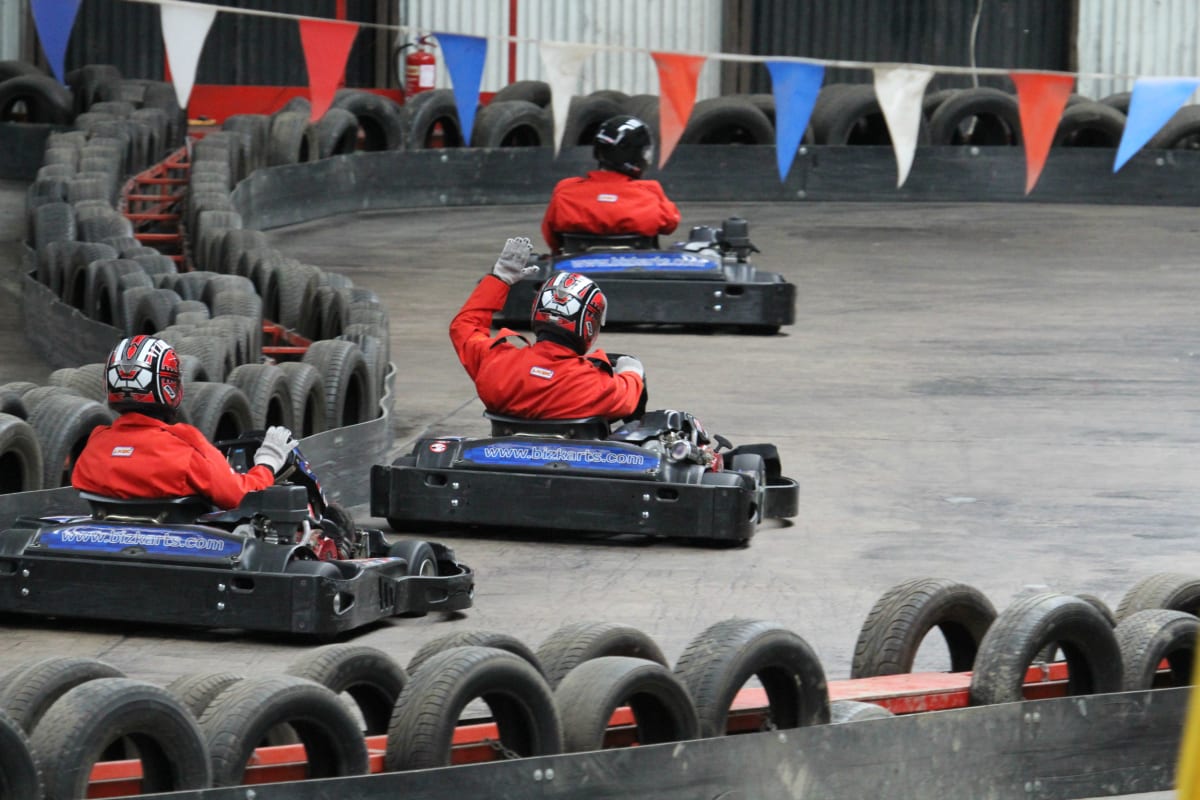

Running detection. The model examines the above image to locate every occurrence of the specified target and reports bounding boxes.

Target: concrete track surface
[1,185,1198,691]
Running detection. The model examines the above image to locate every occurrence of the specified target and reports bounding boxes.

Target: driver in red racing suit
[541,115,680,254]
[72,335,296,510]
[451,237,645,420]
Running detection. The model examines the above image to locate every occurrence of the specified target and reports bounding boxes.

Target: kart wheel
[851,577,996,678]
[969,593,1122,705]
[556,657,699,752]
[728,453,766,524]
[1115,572,1200,621]
[1114,609,1198,691]
[536,621,667,689]
[0,708,40,799]
[285,644,409,735]
[407,631,543,677]
[673,618,829,738]
[385,646,562,771]
[198,675,368,786]
[30,678,210,798]
[388,539,437,577]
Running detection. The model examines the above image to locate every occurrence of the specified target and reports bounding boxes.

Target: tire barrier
[0,707,42,799]
[927,86,1022,146]
[1114,609,1198,691]
[535,621,668,688]
[407,630,545,677]
[285,644,410,736]
[1115,572,1200,620]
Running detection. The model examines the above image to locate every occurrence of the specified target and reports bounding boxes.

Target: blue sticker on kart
[461,442,660,473]
[36,525,242,557]
[557,252,720,273]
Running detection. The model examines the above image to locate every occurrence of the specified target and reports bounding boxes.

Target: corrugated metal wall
[1076,0,1200,101]
[1,0,22,61]
[721,0,1073,94]
[398,0,723,97]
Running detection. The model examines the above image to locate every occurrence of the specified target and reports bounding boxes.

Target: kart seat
[78,492,216,525]
[557,232,659,254]
[484,411,612,440]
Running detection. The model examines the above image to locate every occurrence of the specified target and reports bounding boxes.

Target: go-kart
[495,217,795,334]
[370,408,799,546]
[0,433,475,637]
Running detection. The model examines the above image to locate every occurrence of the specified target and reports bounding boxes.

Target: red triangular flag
[298,18,359,122]
[651,52,706,168]
[1010,72,1074,194]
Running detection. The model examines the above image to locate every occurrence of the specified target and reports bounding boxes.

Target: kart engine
[610,409,725,482]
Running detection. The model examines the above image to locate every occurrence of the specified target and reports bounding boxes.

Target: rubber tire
[275,260,321,331]
[559,95,625,148]
[384,646,562,771]
[812,84,920,146]
[302,339,374,428]
[1099,91,1132,115]
[163,672,244,720]
[491,80,551,108]
[27,395,114,488]
[927,86,1022,146]
[47,362,107,403]
[673,618,829,738]
[181,382,253,443]
[829,699,895,723]
[0,387,27,417]
[0,74,73,124]
[313,108,360,158]
[851,577,997,678]
[387,539,438,576]
[471,100,553,148]
[0,656,125,733]
[0,412,44,493]
[198,674,368,787]
[285,645,409,735]
[84,258,142,326]
[1114,609,1198,691]
[555,656,699,752]
[225,363,294,430]
[131,288,182,336]
[0,708,41,800]
[408,631,543,678]
[403,89,466,149]
[1052,101,1126,147]
[29,678,210,799]
[1147,105,1200,150]
[331,89,406,150]
[32,202,75,250]
[536,621,668,689]
[1116,572,1200,620]
[679,96,775,145]
[969,593,1123,705]
[268,111,319,166]
[278,361,327,437]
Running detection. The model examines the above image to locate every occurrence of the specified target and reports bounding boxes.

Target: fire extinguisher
[399,35,437,98]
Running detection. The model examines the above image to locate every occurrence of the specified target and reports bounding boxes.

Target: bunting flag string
[26,0,1200,192]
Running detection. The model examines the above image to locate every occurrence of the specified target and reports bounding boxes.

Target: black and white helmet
[594,115,653,178]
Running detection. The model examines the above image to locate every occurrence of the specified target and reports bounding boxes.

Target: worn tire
[314,108,360,158]
[268,111,319,166]
[331,89,405,150]
[27,395,114,487]
[556,656,699,752]
[225,364,294,430]
[969,593,1122,705]
[673,618,829,738]
[680,96,775,145]
[181,382,252,443]
[47,363,106,403]
[811,84,900,146]
[385,646,562,771]
[131,288,182,336]
[0,708,41,799]
[472,100,553,148]
[0,74,73,124]
[851,577,997,677]
[536,621,667,689]
[164,672,245,720]
[1052,101,1126,147]
[277,361,327,436]
[0,656,125,733]
[403,89,466,149]
[276,260,321,331]
[285,645,409,735]
[199,674,368,787]
[0,413,42,494]
[1114,609,1198,691]
[302,339,373,428]
[32,202,75,250]
[408,631,542,677]
[559,95,626,147]
[1116,573,1200,620]
[1147,105,1200,150]
[928,86,1022,146]
[29,678,209,799]
[492,80,551,108]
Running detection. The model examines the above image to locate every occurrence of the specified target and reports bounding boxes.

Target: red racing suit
[450,275,644,420]
[541,170,681,253]
[72,412,275,510]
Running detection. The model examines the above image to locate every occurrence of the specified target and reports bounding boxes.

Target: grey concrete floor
[1,188,1199,692]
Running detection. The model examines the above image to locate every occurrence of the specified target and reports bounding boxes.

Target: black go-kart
[495,217,796,334]
[371,409,799,546]
[0,434,475,637]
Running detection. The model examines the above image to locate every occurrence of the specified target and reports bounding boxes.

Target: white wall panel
[1076,0,1200,101]
[400,0,722,98]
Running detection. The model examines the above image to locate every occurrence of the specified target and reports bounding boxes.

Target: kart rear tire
[387,539,437,576]
[851,577,996,678]
[969,593,1122,705]
[285,644,409,735]
[0,412,44,493]
[407,631,543,677]
[555,656,699,752]
[673,618,829,738]
[1115,572,1200,621]
[536,621,668,689]
[0,708,41,799]
[29,678,210,798]
[164,672,244,720]
[0,656,125,733]
[198,675,368,786]
[385,646,562,771]
[829,699,894,723]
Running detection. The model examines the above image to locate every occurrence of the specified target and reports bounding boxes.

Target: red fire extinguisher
[401,36,437,98]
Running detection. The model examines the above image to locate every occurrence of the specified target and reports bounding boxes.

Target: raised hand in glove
[492,236,538,285]
[254,425,298,475]
[613,355,644,380]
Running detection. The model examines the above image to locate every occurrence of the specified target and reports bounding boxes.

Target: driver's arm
[450,275,511,380]
[178,429,274,510]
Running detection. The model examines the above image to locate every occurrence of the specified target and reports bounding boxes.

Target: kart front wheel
[388,539,438,577]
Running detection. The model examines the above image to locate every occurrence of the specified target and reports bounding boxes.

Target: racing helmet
[105,335,183,414]
[531,272,608,354]
[594,115,653,178]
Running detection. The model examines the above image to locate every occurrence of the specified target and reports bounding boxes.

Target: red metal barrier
[119,146,190,268]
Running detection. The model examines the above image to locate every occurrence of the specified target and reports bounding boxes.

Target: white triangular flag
[160,3,217,110]
[539,41,599,154]
[873,66,934,187]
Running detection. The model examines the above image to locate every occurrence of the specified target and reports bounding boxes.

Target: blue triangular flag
[30,0,83,84]
[766,61,824,181]
[1114,77,1200,172]
[436,32,487,147]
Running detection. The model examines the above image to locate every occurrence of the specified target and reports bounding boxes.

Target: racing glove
[492,236,538,285]
[613,355,644,380]
[254,425,298,475]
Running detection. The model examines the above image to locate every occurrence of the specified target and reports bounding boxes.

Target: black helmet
[594,115,653,178]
